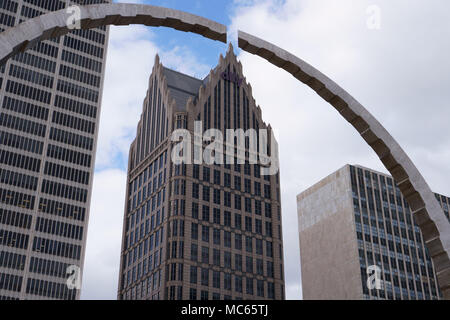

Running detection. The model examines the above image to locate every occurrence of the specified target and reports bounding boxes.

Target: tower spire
[227,42,234,55]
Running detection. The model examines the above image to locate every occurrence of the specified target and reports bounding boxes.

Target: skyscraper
[118,46,285,300]
[297,164,449,300]
[0,0,110,300]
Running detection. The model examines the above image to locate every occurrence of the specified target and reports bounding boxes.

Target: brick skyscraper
[118,46,285,300]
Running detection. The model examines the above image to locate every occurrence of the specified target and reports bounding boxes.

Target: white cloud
[81,169,127,300]
[161,46,211,80]
[230,0,450,299]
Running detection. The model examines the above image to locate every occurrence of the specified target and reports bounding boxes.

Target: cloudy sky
[80,0,450,299]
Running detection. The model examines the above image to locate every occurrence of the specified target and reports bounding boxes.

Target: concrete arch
[238,30,450,298]
[0,2,448,299]
[0,3,227,66]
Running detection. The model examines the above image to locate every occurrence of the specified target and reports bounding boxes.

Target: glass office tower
[118,46,285,300]
[297,164,449,300]
[0,0,110,300]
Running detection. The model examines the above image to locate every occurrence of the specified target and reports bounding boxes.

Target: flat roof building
[297,164,449,300]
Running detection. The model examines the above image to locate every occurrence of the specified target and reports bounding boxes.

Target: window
[234,234,242,250]
[254,164,260,178]
[224,231,231,248]
[213,229,221,245]
[192,183,199,199]
[224,251,231,268]
[255,219,262,234]
[202,225,209,242]
[268,282,275,299]
[256,259,264,275]
[264,184,271,199]
[6,80,51,104]
[234,176,241,190]
[235,254,242,271]
[267,261,274,277]
[192,202,198,219]
[224,273,232,290]
[213,170,220,185]
[234,194,241,210]
[246,277,254,295]
[257,280,264,297]
[213,189,221,205]
[246,256,253,273]
[256,239,263,255]
[245,198,252,213]
[201,268,209,286]
[201,246,209,264]
[224,211,231,227]
[213,271,220,289]
[224,173,231,188]
[254,182,261,196]
[235,275,242,293]
[202,205,210,222]
[265,202,272,218]
[266,241,273,257]
[235,214,242,229]
[255,200,261,215]
[244,179,251,193]
[213,208,220,224]
[245,217,252,232]
[224,192,231,207]
[193,164,199,179]
[213,249,220,266]
[202,186,210,202]
[190,266,197,284]
[203,167,210,182]
[265,222,272,237]
[245,236,253,253]
[189,288,197,300]
[191,223,198,240]
[191,244,198,262]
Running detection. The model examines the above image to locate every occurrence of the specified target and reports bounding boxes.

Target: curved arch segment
[0,3,227,66]
[238,30,450,298]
